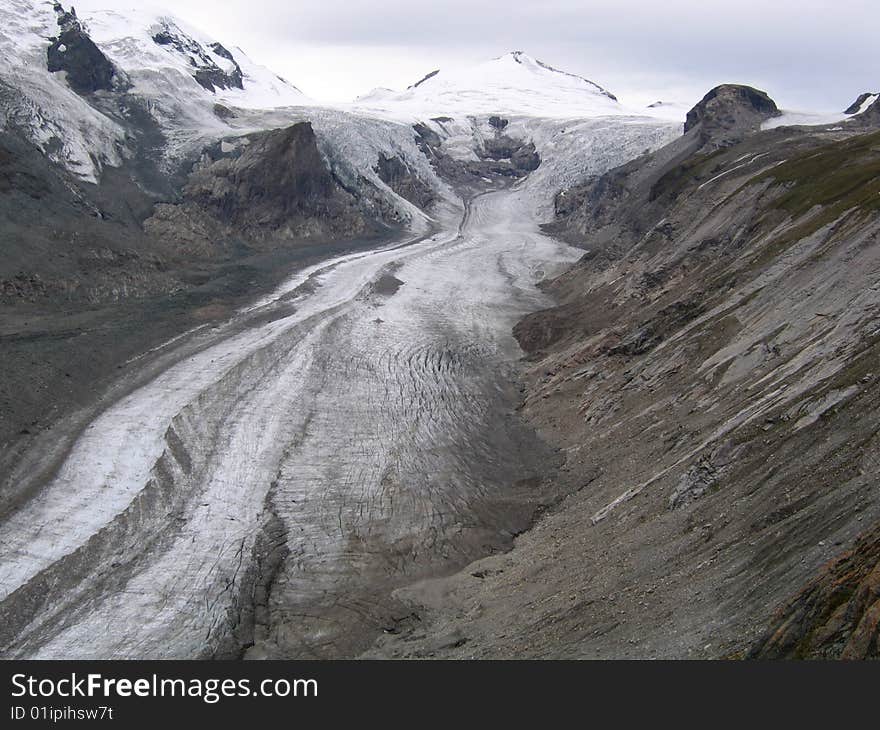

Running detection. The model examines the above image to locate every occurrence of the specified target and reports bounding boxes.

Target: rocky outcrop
[411,69,439,89]
[546,85,784,252]
[605,295,705,357]
[46,4,116,94]
[413,118,541,189]
[749,522,880,658]
[684,84,780,146]
[844,92,879,114]
[478,135,541,172]
[375,153,435,209]
[145,122,379,256]
[152,20,243,92]
[186,123,337,225]
[853,95,880,125]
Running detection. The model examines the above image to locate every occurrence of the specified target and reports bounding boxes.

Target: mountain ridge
[354,50,625,119]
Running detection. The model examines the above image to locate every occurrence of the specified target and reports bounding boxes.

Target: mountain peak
[500,50,530,63]
[684,84,780,142]
[844,92,879,116]
[490,51,617,100]
[357,51,621,119]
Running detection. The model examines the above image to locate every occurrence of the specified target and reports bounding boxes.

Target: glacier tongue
[0,114,680,659]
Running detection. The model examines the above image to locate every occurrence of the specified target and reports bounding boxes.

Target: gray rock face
[489,104,880,660]
[749,523,880,659]
[546,83,786,257]
[375,153,435,209]
[684,84,780,144]
[188,122,336,223]
[475,118,542,175]
[145,122,378,255]
[410,69,439,89]
[412,121,540,187]
[607,296,705,357]
[480,135,539,167]
[46,4,116,94]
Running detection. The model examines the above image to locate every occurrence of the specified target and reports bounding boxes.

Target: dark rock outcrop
[411,69,439,89]
[46,3,116,94]
[413,122,442,151]
[844,92,878,114]
[749,522,880,659]
[413,122,540,186]
[547,84,785,253]
[853,95,880,126]
[684,84,780,146]
[375,153,435,209]
[145,122,378,256]
[152,20,243,92]
[480,136,538,166]
[606,296,705,357]
[186,122,336,224]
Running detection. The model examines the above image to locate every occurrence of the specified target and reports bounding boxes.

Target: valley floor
[0,186,580,659]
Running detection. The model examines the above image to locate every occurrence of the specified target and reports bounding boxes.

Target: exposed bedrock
[412,117,541,189]
[683,83,780,144]
[145,122,385,258]
[151,19,244,92]
[844,92,878,115]
[749,522,880,659]
[46,3,116,94]
[375,153,436,209]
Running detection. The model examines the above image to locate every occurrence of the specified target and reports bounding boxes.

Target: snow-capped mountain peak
[497,50,617,100]
[69,3,308,109]
[353,50,624,120]
[0,0,311,181]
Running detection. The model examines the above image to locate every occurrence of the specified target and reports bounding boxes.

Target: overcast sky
[93,1,878,111]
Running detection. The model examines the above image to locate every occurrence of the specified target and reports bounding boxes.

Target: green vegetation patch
[757,129,880,219]
[736,131,880,272]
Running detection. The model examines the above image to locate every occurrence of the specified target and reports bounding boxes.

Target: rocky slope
[370,88,880,659]
[144,122,384,259]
